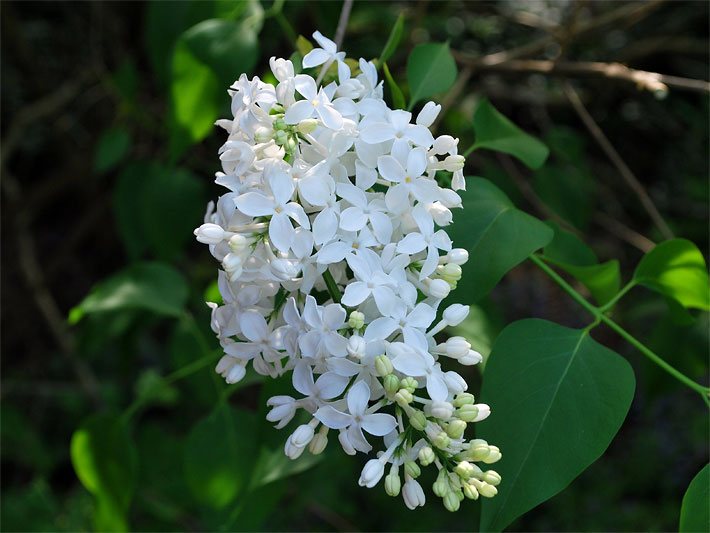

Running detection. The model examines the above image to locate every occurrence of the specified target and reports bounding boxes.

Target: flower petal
[315,405,352,429]
[362,413,397,436]
[346,380,371,416]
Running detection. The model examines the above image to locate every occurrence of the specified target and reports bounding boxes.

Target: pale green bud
[446,419,467,439]
[433,431,451,450]
[408,410,427,431]
[374,355,393,377]
[269,104,285,115]
[297,118,319,135]
[274,130,288,145]
[285,137,297,152]
[400,377,418,393]
[404,460,421,478]
[308,432,328,455]
[228,234,249,253]
[482,445,502,464]
[443,491,461,512]
[456,404,479,423]
[384,472,401,497]
[453,392,475,407]
[463,482,479,500]
[383,374,400,395]
[468,440,491,462]
[454,461,476,480]
[432,471,449,497]
[254,126,272,143]
[273,118,287,130]
[482,470,501,486]
[395,389,413,406]
[348,310,365,330]
[476,480,498,498]
[442,263,462,282]
[418,446,435,466]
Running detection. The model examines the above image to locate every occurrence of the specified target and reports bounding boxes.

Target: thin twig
[431,64,473,132]
[455,58,710,95]
[563,82,674,240]
[457,0,665,67]
[593,212,655,253]
[333,0,354,49]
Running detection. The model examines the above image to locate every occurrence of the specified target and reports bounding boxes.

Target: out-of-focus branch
[457,0,666,67]
[334,0,354,48]
[453,57,710,95]
[563,82,674,240]
[593,212,655,253]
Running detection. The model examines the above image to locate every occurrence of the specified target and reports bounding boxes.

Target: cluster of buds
[194,31,501,510]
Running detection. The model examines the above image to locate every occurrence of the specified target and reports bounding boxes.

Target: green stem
[322,269,342,303]
[530,254,710,399]
[462,143,477,158]
[598,280,637,313]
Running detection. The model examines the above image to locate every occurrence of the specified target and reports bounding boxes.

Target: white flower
[194,32,501,511]
[315,381,397,452]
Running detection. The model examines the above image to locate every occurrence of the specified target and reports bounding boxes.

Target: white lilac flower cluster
[194,31,501,511]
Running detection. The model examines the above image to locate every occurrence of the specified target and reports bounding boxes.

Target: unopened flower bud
[348,310,365,330]
[274,129,288,145]
[309,431,328,455]
[472,478,498,498]
[418,446,435,466]
[254,126,272,143]
[453,393,475,407]
[290,424,315,448]
[409,410,427,431]
[417,101,442,127]
[443,304,469,326]
[447,248,469,265]
[433,431,451,450]
[297,118,319,135]
[483,445,502,464]
[443,491,461,512]
[374,355,393,377]
[194,223,226,244]
[457,404,480,423]
[284,435,306,459]
[459,349,484,366]
[468,440,491,461]
[447,419,467,439]
[383,374,400,395]
[400,377,418,393]
[432,134,457,155]
[482,470,501,486]
[222,253,243,273]
[443,337,470,358]
[358,459,385,488]
[442,263,462,281]
[395,389,413,406]
[384,472,401,496]
[463,482,479,500]
[404,460,421,478]
[228,234,249,252]
[443,154,465,172]
[273,118,287,130]
[427,278,451,299]
[430,401,454,420]
[270,258,300,281]
[454,461,476,479]
[432,471,450,497]
[472,403,491,422]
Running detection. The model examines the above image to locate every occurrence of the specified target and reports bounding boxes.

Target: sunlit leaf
[479,319,636,531]
[170,18,259,158]
[472,99,549,169]
[633,239,710,310]
[406,42,457,109]
[679,464,709,532]
[448,178,553,302]
[71,414,137,532]
[69,262,189,324]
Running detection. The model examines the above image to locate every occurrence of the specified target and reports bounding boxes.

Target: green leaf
[406,42,457,109]
[679,464,709,532]
[472,99,549,169]
[249,445,323,489]
[378,13,405,65]
[543,221,597,266]
[448,178,553,303]
[113,162,205,261]
[69,262,188,324]
[633,239,710,310]
[170,18,259,158]
[543,222,621,305]
[135,369,180,407]
[479,319,636,531]
[383,63,405,110]
[533,164,595,230]
[94,127,131,174]
[71,414,137,532]
[184,404,257,509]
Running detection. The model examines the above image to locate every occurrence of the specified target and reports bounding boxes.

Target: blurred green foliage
[2,1,708,531]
